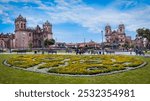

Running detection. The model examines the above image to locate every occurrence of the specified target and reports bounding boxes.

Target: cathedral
[15,15,53,48]
[0,15,53,50]
[0,15,146,51]
[105,24,132,48]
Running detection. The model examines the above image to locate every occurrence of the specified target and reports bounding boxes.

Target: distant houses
[50,40,100,49]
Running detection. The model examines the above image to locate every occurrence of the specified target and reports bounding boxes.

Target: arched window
[120,28,122,32]
[21,23,23,28]
[107,30,109,33]
[24,24,26,28]
[29,33,31,37]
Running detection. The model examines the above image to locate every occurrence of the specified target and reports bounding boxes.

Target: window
[120,28,123,32]
[29,33,31,37]
[107,30,109,33]
[21,23,23,28]
[24,24,26,28]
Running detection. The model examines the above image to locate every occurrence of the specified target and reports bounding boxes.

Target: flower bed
[6,54,144,75]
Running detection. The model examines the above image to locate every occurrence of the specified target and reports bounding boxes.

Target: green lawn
[0,54,150,84]
[145,51,150,54]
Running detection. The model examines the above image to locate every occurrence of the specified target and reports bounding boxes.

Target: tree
[136,28,150,49]
[44,39,49,48]
[44,39,55,48]
[136,28,150,42]
[49,39,55,45]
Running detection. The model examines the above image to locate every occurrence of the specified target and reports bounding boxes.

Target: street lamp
[101,30,104,55]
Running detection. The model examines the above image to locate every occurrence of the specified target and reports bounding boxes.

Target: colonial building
[0,33,15,50]
[0,15,53,50]
[15,15,53,48]
[105,24,132,48]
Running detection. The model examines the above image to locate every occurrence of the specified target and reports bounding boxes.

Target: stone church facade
[0,33,15,49]
[15,15,53,49]
[0,15,53,50]
[105,24,132,48]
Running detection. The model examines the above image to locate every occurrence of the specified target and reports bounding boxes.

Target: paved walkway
[115,52,136,55]
[0,51,150,57]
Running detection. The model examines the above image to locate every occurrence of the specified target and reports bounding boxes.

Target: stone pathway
[26,62,48,73]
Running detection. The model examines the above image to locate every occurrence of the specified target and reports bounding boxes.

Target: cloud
[2,17,13,24]
[41,0,150,33]
[111,0,139,9]
[0,0,150,35]
[39,0,103,32]
[0,0,33,3]
[0,9,3,14]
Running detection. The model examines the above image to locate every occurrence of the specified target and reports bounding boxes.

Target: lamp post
[101,30,104,55]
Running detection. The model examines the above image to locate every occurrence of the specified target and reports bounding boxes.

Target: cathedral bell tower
[43,20,53,40]
[118,24,125,34]
[105,24,112,43]
[105,24,112,35]
[14,15,27,48]
[15,15,26,32]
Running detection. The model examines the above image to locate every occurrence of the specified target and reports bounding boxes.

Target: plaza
[0,0,150,84]
[0,15,150,83]
[0,53,150,83]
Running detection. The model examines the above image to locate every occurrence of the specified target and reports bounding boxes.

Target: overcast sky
[0,0,150,43]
